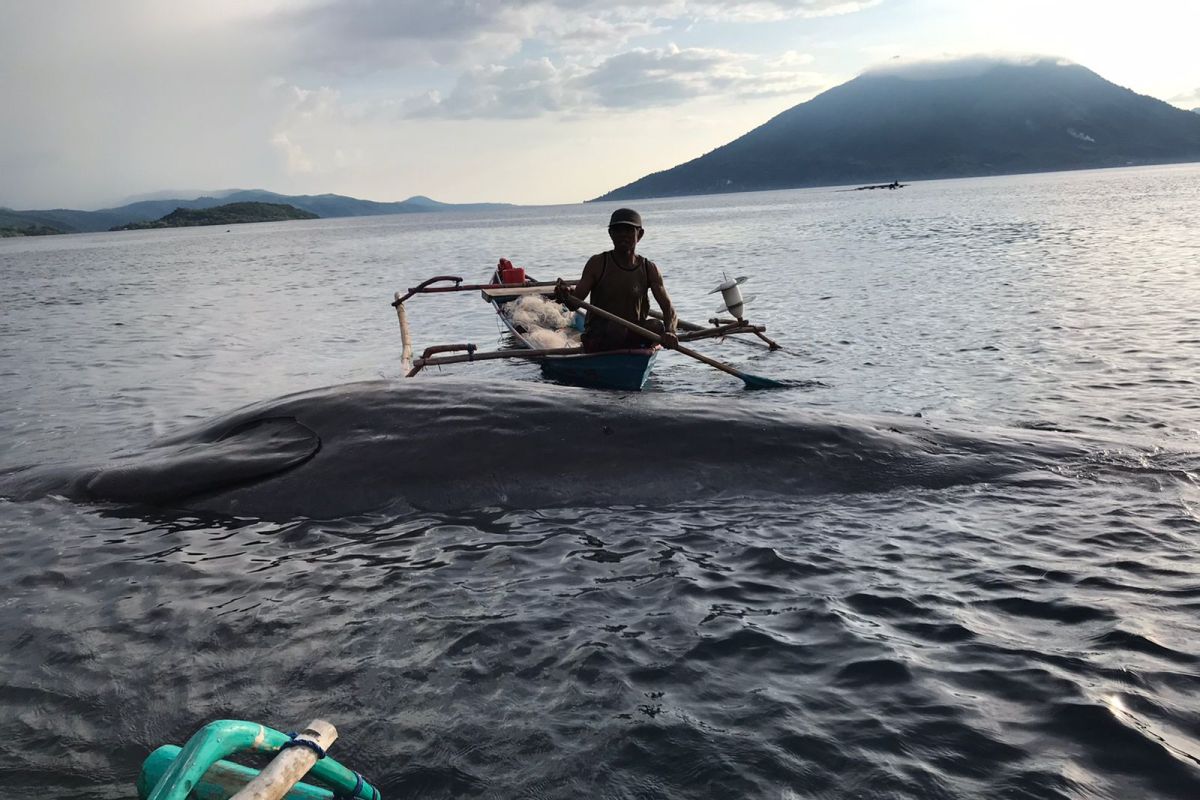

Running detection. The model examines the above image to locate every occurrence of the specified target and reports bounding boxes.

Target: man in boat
[555,208,679,352]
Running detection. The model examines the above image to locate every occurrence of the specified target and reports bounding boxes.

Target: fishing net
[505,295,575,330]
[502,295,581,347]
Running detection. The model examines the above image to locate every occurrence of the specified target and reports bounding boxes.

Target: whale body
[0,379,1088,519]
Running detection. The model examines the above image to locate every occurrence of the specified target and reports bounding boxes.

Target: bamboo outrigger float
[392,261,784,390]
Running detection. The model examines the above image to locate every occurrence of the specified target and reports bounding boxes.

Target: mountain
[0,208,71,235]
[594,57,1200,201]
[0,217,64,237]
[110,188,241,205]
[1,191,513,234]
[213,190,511,218]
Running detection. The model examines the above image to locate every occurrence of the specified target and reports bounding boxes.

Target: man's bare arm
[648,263,677,333]
[571,255,603,300]
[556,255,600,305]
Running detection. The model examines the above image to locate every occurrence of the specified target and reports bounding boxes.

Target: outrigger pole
[392,275,577,374]
[406,343,587,377]
[393,273,782,383]
[647,309,781,351]
[562,296,787,389]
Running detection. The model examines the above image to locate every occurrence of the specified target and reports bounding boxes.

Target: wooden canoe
[485,268,658,391]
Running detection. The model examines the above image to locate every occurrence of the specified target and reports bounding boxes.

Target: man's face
[608,224,642,254]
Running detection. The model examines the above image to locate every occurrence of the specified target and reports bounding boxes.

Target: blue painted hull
[487,271,658,391]
[536,348,657,391]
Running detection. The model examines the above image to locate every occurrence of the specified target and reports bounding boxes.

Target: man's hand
[553,279,572,304]
[660,331,679,349]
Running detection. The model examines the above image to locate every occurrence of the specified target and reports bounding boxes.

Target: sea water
[1,164,1199,798]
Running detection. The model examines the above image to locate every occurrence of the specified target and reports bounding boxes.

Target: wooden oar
[565,296,786,389]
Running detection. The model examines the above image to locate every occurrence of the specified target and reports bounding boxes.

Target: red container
[500,267,525,284]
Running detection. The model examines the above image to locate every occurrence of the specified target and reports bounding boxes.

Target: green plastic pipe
[138,720,380,800]
[138,746,332,800]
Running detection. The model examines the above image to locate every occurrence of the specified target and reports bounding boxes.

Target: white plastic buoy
[708,274,754,319]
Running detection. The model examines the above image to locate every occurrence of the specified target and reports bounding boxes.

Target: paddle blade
[740,372,788,389]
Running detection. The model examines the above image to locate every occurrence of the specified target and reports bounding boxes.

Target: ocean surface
[2,164,1199,799]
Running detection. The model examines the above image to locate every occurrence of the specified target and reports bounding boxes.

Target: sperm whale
[0,379,1088,519]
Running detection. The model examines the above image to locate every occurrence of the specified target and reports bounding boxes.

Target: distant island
[0,223,65,238]
[595,57,1200,201]
[110,202,318,231]
[1,190,515,235]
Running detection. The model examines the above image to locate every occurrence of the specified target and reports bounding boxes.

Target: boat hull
[537,348,657,391]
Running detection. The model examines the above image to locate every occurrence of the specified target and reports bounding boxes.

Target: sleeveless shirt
[585,252,654,336]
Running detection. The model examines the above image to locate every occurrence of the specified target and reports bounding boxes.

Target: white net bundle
[526,328,574,349]
[502,295,581,348]
[505,295,575,330]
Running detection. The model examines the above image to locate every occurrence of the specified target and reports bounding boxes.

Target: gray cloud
[0,0,865,207]
[582,47,736,107]
[671,0,881,21]
[288,0,527,39]
[274,0,876,68]
[403,46,826,118]
[274,0,541,68]
[0,3,290,208]
[404,59,583,119]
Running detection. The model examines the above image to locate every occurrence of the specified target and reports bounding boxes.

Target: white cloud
[1170,88,1200,108]
[271,133,314,174]
[774,50,817,67]
[862,53,1074,80]
[265,83,381,177]
[286,86,342,119]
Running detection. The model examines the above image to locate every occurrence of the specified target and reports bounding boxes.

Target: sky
[2,0,1198,210]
